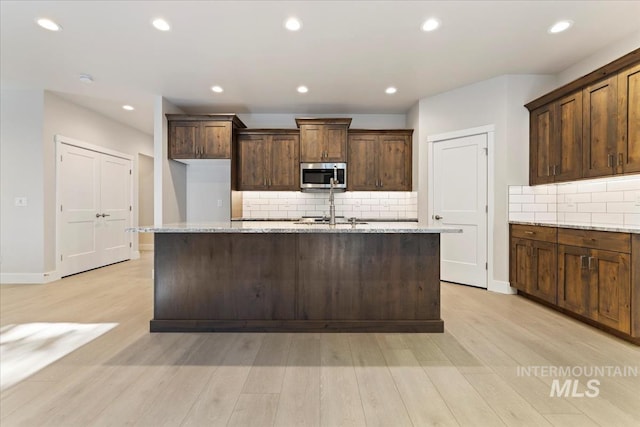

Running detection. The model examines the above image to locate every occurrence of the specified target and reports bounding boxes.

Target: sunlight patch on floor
[0,322,117,391]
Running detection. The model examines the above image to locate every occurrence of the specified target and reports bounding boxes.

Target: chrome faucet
[328,165,337,225]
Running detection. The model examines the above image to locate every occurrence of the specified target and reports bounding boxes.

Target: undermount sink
[294,217,367,225]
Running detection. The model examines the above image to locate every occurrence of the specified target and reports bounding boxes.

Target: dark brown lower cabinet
[510,224,637,343]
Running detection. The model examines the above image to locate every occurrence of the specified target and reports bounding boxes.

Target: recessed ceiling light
[79,74,94,84]
[285,17,302,31]
[211,85,224,93]
[548,20,573,34]
[152,18,171,31]
[421,18,440,32]
[36,18,62,31]
[297,85,309,94]
[122,105,135,111]
[385,87,397,95]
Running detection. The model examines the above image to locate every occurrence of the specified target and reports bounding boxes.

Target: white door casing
[56,136,132,277]
[429,130,489,289]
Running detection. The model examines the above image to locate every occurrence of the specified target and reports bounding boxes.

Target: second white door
[432,132,488,288]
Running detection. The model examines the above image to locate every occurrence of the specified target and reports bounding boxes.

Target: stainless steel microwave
[300,162,347,191]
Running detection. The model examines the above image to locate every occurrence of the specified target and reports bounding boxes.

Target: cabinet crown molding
[525,48,639,111]
[295,118,352,128]
[165,114,247,128]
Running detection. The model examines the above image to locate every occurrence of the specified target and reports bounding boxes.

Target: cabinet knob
[434,215,443,220]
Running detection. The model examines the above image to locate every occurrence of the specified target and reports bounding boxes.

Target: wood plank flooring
[1,252,639,426]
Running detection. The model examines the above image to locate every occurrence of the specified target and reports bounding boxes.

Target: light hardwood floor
[1,252,639,426]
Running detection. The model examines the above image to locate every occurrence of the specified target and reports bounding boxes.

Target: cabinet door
[347,134,378,190]
[237,135,269,190]
[558,245,591,316]
[269,134,300,190]
[300,125,324,162]
[530,105,555,185]
[323,125,347,161]
[200,121,231,159]
[618,63,640,174]
[589,250,631,333]
[530,240,557,304]
[378,135,411,191]
[169,121,198,159]
[510,238,533,292]
[583,75,618,178]
[554,92,583,182]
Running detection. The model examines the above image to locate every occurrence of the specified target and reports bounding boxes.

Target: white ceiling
[2,1,640,135]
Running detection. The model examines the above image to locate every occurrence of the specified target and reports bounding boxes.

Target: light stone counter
[509,221,640,234]
[133,221,462,234]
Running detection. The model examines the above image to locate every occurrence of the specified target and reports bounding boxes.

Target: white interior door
[432,133,488,288]
[60,144,101,276]
[99,154,132,266]
[60,143,132,277]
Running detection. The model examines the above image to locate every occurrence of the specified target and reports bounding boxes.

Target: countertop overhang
[509,221,640,234]
[132,221,462,234]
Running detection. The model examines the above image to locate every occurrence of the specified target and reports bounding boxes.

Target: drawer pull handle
[588,257,596,271]
[524,231,535,235]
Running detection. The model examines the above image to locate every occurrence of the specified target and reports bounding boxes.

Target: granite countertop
[132,221,461,234]
[510,221,640,234]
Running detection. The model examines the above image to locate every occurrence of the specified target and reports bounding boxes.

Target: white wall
[154,97,186,225]
[236,113,406,129]
[556,30,640,86]
[0,90,46,280]
[415,74,556,288]
[186,161,231,222]
[138,153,154,249]
[1,90,154,282]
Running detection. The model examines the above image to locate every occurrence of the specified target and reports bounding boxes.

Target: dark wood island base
[152,232,443,333]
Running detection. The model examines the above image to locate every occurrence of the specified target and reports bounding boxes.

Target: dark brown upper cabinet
[348,130,412,191]
[167,114,246,160]
[526,49,640,185]
[582,75,619,178]
[530,92,582,185]
[296,118,351,162]
[618,63,640,174]
[236,130,300,191]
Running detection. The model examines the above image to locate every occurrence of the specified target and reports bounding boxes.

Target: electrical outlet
[217,199,223,207]
[14,197,27,207]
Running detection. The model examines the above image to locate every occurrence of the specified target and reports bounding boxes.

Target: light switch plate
[14,197,27,207]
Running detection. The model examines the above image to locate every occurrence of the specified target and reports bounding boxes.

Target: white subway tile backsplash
[623,190,640,202]
[522,204,547,212]
[591,191,625,202]
[535,195,556,204]
[557,203,577,212]
[510,212,535,222]
[508,186,522,195]
[565,193,591,203]
[534,213,557,222]
[510,195,535,203]
[563,213,591,224]
[591,213,624,224]
[556,184,578,194]
[606,178,640,192]
[509,204,522,212]
[607,202,640,214]
[577,203,606,213]
[577,181,607,193]
[624,214,640,226]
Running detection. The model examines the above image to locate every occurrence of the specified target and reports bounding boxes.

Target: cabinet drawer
[510,224,557,243]
[557,228,631,253]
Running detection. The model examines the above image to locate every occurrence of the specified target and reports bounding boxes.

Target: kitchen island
[137,222,461,333]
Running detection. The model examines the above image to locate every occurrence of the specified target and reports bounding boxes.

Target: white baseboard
[131,251,141,260]
[139,244,154,251]
[1,271,60,285]
[488,280,516,295]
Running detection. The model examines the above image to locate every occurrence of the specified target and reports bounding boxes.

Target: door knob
[434,215,443,220]
[96,213,101,218]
